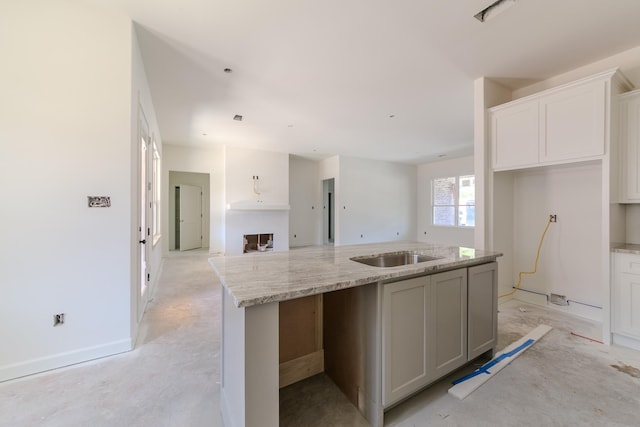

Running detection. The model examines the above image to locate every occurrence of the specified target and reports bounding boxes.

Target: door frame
[176,184,203,251]
[137,104,152,321]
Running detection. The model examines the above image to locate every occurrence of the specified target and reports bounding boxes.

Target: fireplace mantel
[226,201,290,211]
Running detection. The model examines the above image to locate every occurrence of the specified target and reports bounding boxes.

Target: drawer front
[615,253,640,275]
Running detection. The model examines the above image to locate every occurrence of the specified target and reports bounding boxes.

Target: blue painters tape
[452,338,535,385]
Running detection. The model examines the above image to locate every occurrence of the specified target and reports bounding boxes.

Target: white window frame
[152,138,161,246]
[431,175,475,228]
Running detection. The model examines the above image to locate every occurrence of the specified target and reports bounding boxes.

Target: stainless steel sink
[350,251,442,267]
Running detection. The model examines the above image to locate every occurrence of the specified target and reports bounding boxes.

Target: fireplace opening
[243,233,274,253]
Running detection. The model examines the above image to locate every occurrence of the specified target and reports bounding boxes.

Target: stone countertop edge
[209,242,503,308]
[611,243,640,254]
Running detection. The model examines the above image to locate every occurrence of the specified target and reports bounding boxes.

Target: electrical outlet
[53,313,65,326]
[549,293,568,306]
[550,214,557,223]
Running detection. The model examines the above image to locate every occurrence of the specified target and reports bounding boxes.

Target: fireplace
[243,233,274,253]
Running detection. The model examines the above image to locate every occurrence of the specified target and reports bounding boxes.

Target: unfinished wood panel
[279,350,324,388]
[323,287,362,406]
[279,295,322,363]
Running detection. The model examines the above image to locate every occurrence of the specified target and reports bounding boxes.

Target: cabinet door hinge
[147,273,150,282]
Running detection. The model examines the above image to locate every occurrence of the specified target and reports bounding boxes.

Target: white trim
[0,339,132,383]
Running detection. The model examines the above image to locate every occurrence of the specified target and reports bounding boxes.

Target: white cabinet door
[429,269,468,379]
[539,80,606,163]
[613,253,640,338]
[382,276,430,407]
[621,91,640,202]
[490,101,539,170]
[467,262,497,359]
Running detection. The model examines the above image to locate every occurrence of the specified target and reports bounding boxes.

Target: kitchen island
[210,242,502,427]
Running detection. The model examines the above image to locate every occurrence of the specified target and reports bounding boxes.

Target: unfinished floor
[1,250,640,426]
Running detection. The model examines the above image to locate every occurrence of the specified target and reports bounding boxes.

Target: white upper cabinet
[539,80,606,163]
[491,101,539,169]
[620,90,640,202]
[489,69,630,172]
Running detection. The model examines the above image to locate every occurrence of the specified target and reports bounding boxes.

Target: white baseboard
[0,338,132,383]
[221,387,239,427]
[612,333,640,351]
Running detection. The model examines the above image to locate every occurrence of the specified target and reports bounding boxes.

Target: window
[432,175,475,227]
[152,138,161,245]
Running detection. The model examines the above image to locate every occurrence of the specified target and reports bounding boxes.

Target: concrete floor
[2,251,640,426]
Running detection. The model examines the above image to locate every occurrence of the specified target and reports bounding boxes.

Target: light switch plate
[88,196,111,207]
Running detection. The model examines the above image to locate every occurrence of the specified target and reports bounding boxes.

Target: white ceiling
[97,0,640,164]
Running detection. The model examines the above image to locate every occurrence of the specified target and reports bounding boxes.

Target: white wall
[338,157,416,245]
[512,46,640,100]
[510,162,603,321]
[289,156,322,247]
[225,147,289,255]
[225,147,289,206]
[417,156,475,247]
[162,144,225,254]
[0,1,137,381]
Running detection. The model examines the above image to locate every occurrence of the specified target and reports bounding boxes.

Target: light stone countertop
[611,243,640,255]
[209,242,502,308]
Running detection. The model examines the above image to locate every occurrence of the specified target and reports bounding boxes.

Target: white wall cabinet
[539,80,606,163]
[382,265,496,408]
[620,90,640,202]
[612,252,640,349]
[490,71,618,171]
[491,101,539,169]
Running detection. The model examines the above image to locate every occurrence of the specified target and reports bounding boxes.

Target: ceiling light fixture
[233,115,243,121]
[474,0,517,22]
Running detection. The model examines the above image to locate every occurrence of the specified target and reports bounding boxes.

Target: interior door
[178,184,202,251]
[137,107,151,321]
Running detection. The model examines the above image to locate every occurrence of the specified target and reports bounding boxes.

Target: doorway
[169,171,211,251]
[322,178,335,245]
[175,184,202,251]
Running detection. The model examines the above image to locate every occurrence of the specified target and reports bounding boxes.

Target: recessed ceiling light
[224,68,233,73]
[474,0,517,22]
[233,115,243,121]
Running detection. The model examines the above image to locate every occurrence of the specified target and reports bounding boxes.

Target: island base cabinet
[382,276,430,407]
[431,269,468,379]
[382,268,468,408]
[220,289,279,427]
[468,262,498,359]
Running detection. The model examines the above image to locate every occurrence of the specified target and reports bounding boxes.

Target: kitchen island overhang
[210,242,502,427]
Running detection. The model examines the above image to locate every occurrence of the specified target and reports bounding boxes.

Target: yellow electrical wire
[498,216,553,299]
